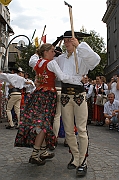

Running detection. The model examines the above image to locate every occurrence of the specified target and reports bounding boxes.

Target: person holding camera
[108,75,119,101]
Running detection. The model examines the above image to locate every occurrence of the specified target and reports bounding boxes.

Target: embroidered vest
[34,59,56,92]
[84,83,91,94]
[93,83,106,96]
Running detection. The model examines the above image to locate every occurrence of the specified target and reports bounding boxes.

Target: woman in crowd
[14,43,80,166]
[93,76,108,125]
[83,75,94,124]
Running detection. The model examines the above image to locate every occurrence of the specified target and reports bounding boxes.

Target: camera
[113,78,117,82]
[111,77,117,82]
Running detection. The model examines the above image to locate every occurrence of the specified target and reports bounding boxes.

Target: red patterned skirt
[14,89,57,148]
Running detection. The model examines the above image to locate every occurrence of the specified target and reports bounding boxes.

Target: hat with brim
[52,31,91,47]
[9,67,19,73]
[18,67,24,73]
[62,31,91,40]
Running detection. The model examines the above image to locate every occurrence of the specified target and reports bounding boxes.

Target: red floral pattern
[14,89,57,148]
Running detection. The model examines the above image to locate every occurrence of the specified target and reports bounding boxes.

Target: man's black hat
[63,31,91,40]
[52,31,91,47]
[9,67,19,73]
[9,67,24,73]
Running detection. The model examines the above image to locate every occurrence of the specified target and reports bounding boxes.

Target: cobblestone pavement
[0,119,119,180]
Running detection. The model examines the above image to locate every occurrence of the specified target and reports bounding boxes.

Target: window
[108,26,110,40]
[3,9,5,18]
[114,45,117,60]
[114,17,117,32]
[108,51,110,65]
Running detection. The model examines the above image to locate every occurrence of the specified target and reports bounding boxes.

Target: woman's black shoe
[29,157,46,166]
[49,145,56,151]
[6,125,14,129]
[40,152,55,160]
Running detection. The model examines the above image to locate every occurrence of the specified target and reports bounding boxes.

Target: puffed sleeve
[0,73,9,82]
[77,42,101,74]
[29,54,39,68]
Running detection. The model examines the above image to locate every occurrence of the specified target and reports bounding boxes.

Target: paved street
[0,119,119,180]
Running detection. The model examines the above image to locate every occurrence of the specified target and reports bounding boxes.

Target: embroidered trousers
[53,90,61,137]
[61,92,88,166]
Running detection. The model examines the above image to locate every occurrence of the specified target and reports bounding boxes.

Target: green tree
[15,44,36,80]
[80,27,107,80]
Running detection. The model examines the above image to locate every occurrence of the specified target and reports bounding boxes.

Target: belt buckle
[67,88,75,95]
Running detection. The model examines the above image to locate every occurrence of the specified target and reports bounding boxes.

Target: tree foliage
[15,44,36,80]
[80,27,107,79]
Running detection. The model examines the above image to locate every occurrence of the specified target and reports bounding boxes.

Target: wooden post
[64,1,79,74]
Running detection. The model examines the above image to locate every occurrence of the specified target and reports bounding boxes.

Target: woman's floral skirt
[14,89,57,148]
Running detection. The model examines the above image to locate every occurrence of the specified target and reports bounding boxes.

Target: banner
[34,37,39,48]
[41,35,46,43]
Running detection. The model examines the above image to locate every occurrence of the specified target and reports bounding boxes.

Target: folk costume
[84,82,93,124]
[93,82,108,125]
[0,70,32,128]
[24,78,36,103]
[15,56,81,149]
[54,31,101,172]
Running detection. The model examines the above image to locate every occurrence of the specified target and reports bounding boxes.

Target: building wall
[8,43,21,68]
[0,4,14,71]
[103,0,119,81]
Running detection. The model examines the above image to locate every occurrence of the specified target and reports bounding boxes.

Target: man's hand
[70,37,79,47]
[112,111,116,116]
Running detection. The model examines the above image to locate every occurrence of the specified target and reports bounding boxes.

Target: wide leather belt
[61,83,84,95]
[9,88,21,94]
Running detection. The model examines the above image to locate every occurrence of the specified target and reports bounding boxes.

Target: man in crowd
[0,67,34,129]
[83,75,94,124]
[104,92,119,131]
[108,74,119,100]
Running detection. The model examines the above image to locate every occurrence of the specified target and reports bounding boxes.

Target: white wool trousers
[53,90,61,137]
[61,92,88,166]
[6,92,22,127]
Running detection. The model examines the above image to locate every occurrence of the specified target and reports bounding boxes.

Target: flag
[34,37,39,48]
[41,35,46,43]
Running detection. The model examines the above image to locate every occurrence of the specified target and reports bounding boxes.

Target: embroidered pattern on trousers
[73,94,84,106]
[61,95,70,107]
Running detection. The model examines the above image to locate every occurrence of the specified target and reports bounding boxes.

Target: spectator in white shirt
[108,75,119,100]
[104,92,119,131]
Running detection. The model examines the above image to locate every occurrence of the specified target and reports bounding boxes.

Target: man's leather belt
[61,83,84,95]
[9,88,21,94]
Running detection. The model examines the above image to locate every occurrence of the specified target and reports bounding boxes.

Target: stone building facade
[102,0,119,81]
[0,4,14,70]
